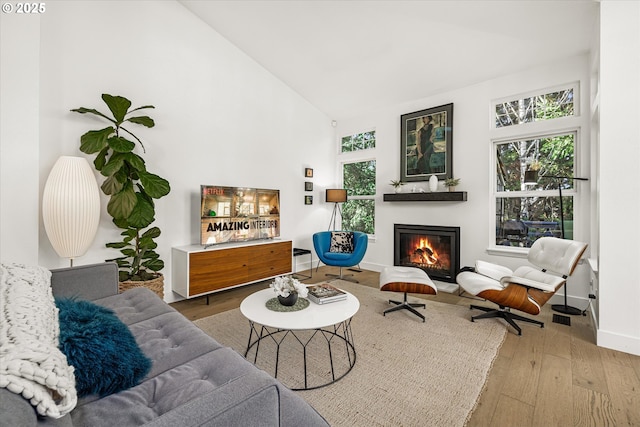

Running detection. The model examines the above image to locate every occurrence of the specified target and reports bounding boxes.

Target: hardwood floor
[171,267,640,427]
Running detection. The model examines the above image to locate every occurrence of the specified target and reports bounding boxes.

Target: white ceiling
[179,0,598,120]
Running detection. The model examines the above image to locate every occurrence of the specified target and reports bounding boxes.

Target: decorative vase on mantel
[429,174,438,192]
[278,292,298,306]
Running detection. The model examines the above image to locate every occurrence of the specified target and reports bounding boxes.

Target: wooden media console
[172,240,292,299]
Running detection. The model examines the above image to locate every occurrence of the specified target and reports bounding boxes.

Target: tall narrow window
[338,130,376,234]
[342,160,376,234]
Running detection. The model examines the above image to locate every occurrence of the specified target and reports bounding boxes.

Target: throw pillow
[55,298,152,398]
[329,231,355,253]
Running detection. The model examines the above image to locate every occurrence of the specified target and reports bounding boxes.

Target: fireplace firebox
[394,224,460,283]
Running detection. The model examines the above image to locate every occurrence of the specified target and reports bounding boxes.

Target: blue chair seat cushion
[323,251,354,261]
[329,231,354,253]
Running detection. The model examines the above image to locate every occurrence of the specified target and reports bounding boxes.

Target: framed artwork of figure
[400,103,453,182]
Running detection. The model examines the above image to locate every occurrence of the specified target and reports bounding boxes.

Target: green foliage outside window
[495,88,574,128]
[497,133,575,192]
[341,131,375,153]
[343,161,376,196]
[342,160,376,234]
[342,200,375,234]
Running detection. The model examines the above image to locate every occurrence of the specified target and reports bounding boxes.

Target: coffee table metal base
[244,319,356,391]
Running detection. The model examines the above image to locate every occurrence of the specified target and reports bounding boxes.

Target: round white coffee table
[240,287,360,390]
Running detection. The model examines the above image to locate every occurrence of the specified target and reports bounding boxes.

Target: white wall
[1,1,335,302]
[597,1,640,355]
[0,13,40,264]
[336,54,592,305]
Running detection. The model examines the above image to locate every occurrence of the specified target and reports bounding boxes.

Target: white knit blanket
[0,263,77,418]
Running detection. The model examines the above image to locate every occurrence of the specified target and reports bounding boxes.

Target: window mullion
[496,190,575,198]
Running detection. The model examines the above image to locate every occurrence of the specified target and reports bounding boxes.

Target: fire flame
[412,237,438,265]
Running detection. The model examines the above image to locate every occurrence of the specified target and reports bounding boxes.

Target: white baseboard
[597,329,640,356]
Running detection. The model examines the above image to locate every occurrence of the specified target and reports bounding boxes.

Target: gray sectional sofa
[1,262,328,426]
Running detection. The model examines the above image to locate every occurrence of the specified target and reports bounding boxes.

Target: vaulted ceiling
[180,0,598,120]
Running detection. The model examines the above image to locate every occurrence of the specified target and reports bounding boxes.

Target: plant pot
[394,186,403,193]
[278,293,298,306]
[448,186,456,192]
[119,273,164,299]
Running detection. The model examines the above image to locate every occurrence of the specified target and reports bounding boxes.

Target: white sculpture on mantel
[428,174,438,192]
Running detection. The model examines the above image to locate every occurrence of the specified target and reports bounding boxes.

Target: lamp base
[551,304,583,316]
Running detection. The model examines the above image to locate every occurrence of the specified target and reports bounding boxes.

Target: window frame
[488,82,585,255]
[340,130,376,153]
[490,82,580,130]
[338,129,376,237]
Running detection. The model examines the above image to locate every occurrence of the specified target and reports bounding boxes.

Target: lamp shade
[42,156,100,260]
[524,170,539,184]
[326,189,347,203]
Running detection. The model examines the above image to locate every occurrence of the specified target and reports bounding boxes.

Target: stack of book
[307,283,347,305]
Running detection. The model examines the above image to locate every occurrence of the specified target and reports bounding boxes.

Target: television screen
[200,185,280,246]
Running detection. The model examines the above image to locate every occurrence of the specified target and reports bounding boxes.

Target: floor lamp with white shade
[42,156,101,266]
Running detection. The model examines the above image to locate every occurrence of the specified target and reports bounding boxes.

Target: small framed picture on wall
[305,182,313,191]
[305,168,314,178]
[305,195,313,205]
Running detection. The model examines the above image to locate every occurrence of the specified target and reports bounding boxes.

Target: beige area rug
[194,280,506,427]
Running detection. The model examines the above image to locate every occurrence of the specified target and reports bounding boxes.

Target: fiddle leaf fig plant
[72,94,170,282]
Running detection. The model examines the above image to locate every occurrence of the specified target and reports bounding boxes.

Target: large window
[492,84,581,249]
[495,132,576,247]
[340,130,376,235]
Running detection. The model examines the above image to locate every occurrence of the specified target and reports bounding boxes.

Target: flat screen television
[200,185,280,246]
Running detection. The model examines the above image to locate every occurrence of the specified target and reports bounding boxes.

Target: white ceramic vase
[429,174,438,192]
